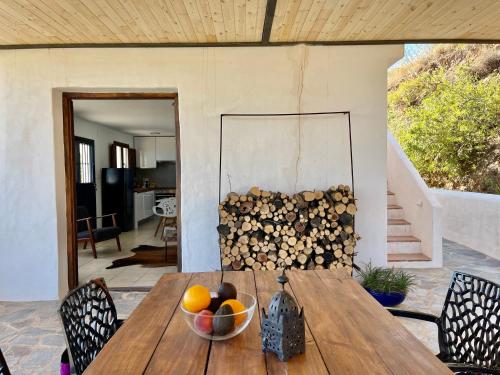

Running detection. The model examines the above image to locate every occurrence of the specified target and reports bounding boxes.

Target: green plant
[357,263,416,294]
[388,44,500,194]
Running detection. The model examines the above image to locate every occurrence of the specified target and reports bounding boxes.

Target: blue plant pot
[365,288,406,307]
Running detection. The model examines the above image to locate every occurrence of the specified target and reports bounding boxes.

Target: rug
[106,244,177,269]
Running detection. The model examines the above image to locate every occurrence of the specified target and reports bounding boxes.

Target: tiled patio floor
[0,240,498,374]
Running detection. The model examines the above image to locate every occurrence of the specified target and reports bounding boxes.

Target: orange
[221,299,246,325]
[182,285,211,313]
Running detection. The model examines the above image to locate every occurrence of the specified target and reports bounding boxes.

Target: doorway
[62,92,181,290]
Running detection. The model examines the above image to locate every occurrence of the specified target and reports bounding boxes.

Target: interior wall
[136,162,176,188]
[74,117,134,227]
[0,45,403,300]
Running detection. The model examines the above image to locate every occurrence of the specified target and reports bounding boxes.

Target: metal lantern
[261,270,305,361]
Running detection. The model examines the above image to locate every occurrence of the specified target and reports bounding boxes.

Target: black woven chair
[0,349,10,375]
[59,278,121,375]
[388,271,499,374]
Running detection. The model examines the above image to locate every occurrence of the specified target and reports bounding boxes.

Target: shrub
[388,45,500,194]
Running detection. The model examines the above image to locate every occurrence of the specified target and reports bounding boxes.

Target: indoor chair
[76,206,122,258]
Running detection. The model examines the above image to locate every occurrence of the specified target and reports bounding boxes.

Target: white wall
[387,132,442,267]
[221,115,352,196]
[0,45,402,301]
[434,189,500,259]
[74,117,133,226]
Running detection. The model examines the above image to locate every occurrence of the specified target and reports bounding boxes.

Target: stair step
[387,204,402,209]
[387,236,421,254]
[387,194,398,205]
[387,219,412,236]
[387,205,404,219]
[388,253,431,262]
[387,235,420,242]
[388,219,410,225]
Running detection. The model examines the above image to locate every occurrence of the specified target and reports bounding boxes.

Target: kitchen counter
[133,187,176,193]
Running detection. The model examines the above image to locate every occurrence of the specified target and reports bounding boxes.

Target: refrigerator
[102,168,135,231]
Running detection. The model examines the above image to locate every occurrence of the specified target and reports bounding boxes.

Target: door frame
[62,92,181,290]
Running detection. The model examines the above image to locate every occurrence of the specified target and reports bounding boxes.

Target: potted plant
[357,263,416,307]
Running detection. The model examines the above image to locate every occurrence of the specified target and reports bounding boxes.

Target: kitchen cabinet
[134,191,155,228]
[155,137,176,161]
[134,137,156,168]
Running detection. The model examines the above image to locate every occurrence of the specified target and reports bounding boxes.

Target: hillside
[388,44,500,194]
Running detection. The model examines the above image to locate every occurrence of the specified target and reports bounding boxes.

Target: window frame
[74,136,95,184]
[112,141,130,168]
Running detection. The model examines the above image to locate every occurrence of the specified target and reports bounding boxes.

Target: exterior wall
[74,117,134,227]
[434,189,500,260]
[0,45,403,301]
[387,132,443,267]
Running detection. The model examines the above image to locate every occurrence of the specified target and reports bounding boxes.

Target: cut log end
[219,186,357,271]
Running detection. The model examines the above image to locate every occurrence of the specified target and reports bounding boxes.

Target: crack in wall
[294,46,308,191]
[226,172,232,192]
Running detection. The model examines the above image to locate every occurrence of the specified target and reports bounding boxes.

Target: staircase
[387,191,431,263]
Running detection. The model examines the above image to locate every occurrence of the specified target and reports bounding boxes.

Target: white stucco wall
[0,45,402,301]
[434,189,500,259]
[74,117,134,226]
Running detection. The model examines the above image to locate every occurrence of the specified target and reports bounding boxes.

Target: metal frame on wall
[218,111,355,202]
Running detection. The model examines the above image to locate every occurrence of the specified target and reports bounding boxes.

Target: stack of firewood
[217,185,359,273]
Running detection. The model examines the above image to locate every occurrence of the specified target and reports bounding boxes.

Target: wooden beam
[0,39,498,50]
[261,0,277,43]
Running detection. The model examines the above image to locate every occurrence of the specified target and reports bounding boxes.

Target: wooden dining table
[84,269,452,374]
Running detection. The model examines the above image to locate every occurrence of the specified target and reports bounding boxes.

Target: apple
[194,310,214,334]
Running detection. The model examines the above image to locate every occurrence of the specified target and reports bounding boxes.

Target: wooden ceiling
[0,0,498,48]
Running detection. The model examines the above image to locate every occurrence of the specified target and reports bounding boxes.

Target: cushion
[77,227,122,242]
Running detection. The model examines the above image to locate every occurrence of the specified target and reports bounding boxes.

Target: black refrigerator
[102,168,134,231]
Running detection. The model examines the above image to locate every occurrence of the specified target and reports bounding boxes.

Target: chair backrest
[438,271,499,369]
[153,197,176,217]
[58,279,119,375]
[76,206,91,233]
[0,349,10,375]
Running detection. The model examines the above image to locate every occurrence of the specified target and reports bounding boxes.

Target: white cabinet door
[134,193,142,228]
[155,137,176,161]
[134,137,156,168]
[143,192,155,219]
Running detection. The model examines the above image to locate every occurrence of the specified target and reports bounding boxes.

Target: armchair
[76,206,122,258]
[388,271,499,374]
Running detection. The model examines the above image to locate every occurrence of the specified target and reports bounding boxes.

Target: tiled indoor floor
[0,240,498,374]
[78,217,177,287]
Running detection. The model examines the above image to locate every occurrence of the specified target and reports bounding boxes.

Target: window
[111,141,131,168]
[75,137,95,184]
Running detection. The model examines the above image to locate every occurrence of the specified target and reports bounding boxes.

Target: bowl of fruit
[181,282,256,340]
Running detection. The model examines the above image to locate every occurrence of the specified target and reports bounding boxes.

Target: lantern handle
[277,269,288,290]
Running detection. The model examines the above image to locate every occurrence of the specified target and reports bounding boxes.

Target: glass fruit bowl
[180,292,256,341]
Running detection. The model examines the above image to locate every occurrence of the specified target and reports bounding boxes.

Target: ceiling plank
[0,0,497,47]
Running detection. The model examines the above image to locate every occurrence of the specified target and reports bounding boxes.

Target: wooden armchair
[76,206,122,258]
